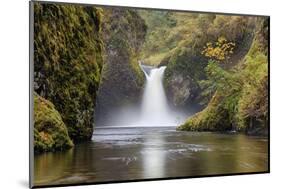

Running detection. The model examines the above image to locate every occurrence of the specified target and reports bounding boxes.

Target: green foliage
[139,11,197,65]
[179,17,269,135]
[34,93,73,153]
[178,61,242,131]
[34,2,104,141]
[237,41,268,131]
[199,60,242,104]
[140,12,253,66]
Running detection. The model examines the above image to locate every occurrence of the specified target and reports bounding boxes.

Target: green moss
[102,9,146,85]
[143,52,167,66]
[178,92,232,131]
[34,93,73,153]
[129,54,145,86]
[236,39,268,133]
[34,2,104,141]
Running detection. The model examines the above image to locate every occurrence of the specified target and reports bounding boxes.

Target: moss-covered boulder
[34,93,73,153]
[177,92,232,131]
[33,2,104,141]
[95,8,147,125]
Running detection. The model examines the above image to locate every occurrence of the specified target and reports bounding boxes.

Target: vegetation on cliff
[33,2,104,142]
[178,18,268,135]
[34,93,73,153]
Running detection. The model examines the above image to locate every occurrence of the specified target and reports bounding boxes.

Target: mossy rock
[34,93,73,153]
[177,92,232,132]
[33,2,104,141]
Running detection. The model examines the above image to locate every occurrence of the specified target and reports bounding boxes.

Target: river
[34,126,268,186]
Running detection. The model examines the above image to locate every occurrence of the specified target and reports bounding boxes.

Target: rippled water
[34,127,268,187]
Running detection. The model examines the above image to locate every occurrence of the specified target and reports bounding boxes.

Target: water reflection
[34,127,268,187]
[34,148,74,184]
[142,133,166,178]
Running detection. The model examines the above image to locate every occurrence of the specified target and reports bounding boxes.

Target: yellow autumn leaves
[201,37,235,62]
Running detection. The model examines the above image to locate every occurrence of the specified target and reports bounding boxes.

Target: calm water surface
[34,127,268,186]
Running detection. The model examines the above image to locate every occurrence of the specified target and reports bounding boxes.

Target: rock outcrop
[95,8,147,125]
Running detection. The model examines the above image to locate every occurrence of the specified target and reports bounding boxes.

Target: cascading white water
[97,63,188,127]
[138,64,184,126]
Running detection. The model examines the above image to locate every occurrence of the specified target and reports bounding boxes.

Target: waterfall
[96,63,187,127]
[138,63,183,126]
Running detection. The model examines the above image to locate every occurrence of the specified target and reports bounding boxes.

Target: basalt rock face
[33,2,104,142]
[165,73,199,107]
[95,8,147,125]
